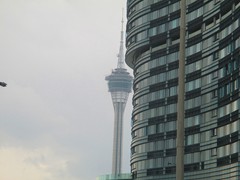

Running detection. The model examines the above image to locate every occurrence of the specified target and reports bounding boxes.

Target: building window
[186,115,200,127]
[212,89,217,98]
[169,2,180,13]
[156,123,164,133]
[185,97,201,109]
[186,79,201,92]
[213,51,219,60]
[187,42,202,56]
[211,148,217,156]
[211,128,217,136]
[212,109,217,117]
[169,18,179,29]
[186,134,200,145]
[169,86,177,96]
[212,71,218,79]
[167,70,178,80]
[187,7,203,21]
[214,32,219,41]
[187,0,197,5]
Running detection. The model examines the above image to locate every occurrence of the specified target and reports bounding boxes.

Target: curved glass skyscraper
[125,0,240,179]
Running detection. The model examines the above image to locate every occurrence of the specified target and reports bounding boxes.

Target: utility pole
[176,0,186,180]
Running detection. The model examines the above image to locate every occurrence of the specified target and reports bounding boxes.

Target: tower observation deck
[105,16,133,176]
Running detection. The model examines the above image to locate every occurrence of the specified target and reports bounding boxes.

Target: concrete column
[176,0,186,180]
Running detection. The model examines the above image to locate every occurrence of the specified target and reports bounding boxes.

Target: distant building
[125,0,240,179]
[97,14,132,180]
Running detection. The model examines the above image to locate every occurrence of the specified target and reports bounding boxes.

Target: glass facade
[125,0,240,179]
[96,173,132,180]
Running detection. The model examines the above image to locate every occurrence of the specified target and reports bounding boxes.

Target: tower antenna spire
[117,8,125,69]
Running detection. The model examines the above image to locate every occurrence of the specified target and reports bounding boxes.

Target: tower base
[96,173,131,180]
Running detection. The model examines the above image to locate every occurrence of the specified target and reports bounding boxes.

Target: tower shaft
[112,101,126,175]
[110,91,129,175]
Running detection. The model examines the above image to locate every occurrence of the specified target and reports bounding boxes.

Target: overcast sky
[0,0,133,180]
